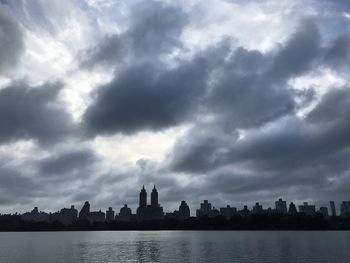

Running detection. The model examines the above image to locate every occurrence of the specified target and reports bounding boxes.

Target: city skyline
[9,186,350,220]
[0,183,349,216]
[0,1,350,214]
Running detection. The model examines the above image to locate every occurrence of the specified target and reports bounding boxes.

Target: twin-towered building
[136,185,164,221]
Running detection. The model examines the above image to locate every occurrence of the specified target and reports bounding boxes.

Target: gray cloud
[0,82,74,145]
[1,0,350,213]
[323,34,350,71]
[81,0,187,68]
[37,148,97,177]
[0,166,40,206]
[0,5,24,72]
[168,20,324,173]
[267,19,321,81]
[83,56,209,135]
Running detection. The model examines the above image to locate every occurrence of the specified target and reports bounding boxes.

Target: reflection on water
[0,231,349,263]
[136,241,160,263]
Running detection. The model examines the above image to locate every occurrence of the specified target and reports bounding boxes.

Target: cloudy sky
[0,0,349,214]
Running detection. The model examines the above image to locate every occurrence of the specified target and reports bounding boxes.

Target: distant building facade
[275,198,287,214]
[340,201,350,217]
[78,201,105,223]
[166,201,191,221]
[136,186,164,221]
[252,203,263,214]
[178,201,190,220]
[220,205,237,219]
[239,205,251,217]
[288,202,298,214]
[318,207,329,218]
[21,207,50,222]
[118,204,132,222]
[330,201,337,217]
[106,207,115,222]
[196,200,219,218]
[298,202,316,216]
[50,205,78,225]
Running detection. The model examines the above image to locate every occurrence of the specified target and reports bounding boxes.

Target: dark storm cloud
[84,19,323,136]
[1,0,349,212]
[0,146,103,208]
[81,0,208,135]
[0,5,24,72]
[0,167,39,205]
[323,34,350,71]
[83,56,209,134]
[0,82,74,144]
[38,148,97,177]
[169,20,322,173]
[82,0,187,67]
[307,87,350,124]
[267,19,321,81]
[169,87,350,203]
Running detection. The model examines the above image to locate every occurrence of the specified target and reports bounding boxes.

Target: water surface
[0,231,349,263]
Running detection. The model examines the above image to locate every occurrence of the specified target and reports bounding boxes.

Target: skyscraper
[151,185,158,207]
[139,186,147,208]
[275,198,287,214]
[119,204,132,222]
[253,202,263,214]
[330,201,336,217]
[318,207,329,218]
[178,201,190,220]
[106,207,115,222]
[220,205,237,219]
[340,201,350,217]
[79,201,90,219]
[298,202,316,216]
[137,186,164,221]
[288,202,297,214]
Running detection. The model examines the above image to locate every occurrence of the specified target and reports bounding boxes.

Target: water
[0,231,349,263]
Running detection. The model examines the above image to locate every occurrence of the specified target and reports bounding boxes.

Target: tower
[288,202,297,214]
[275,198,287,214]
[330,201,336,217]
[106,207,115,222]
[178,201,190,220]
[79,201,90,219]
[151,185,158,207]
[139,186,147,208]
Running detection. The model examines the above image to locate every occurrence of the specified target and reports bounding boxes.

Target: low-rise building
[298,202,316,216]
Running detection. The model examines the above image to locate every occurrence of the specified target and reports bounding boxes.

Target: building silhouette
[318,207,329,218]
[165,201,190,220]
[298,202,316,216]
[288,202,298,214]
[239,205,251,217]
[106,207,115,222]
[275,198,287,214]
[78,201,105,223]
[118,204,132,222]
[220,205,237,219]
[252,202,263,214]
[50,205,78,225]
[139,186,147,208]
[330,201,337,217]
[21,207,50,222]
[14,185,350,229]
[87,210,105,223]
[178,201,190,220]
[196,200,220,218]
[136,186,164,221]
[79,201,90,220]
[340,201,350,217]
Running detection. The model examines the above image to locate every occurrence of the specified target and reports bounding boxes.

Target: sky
[0,0,349,215]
